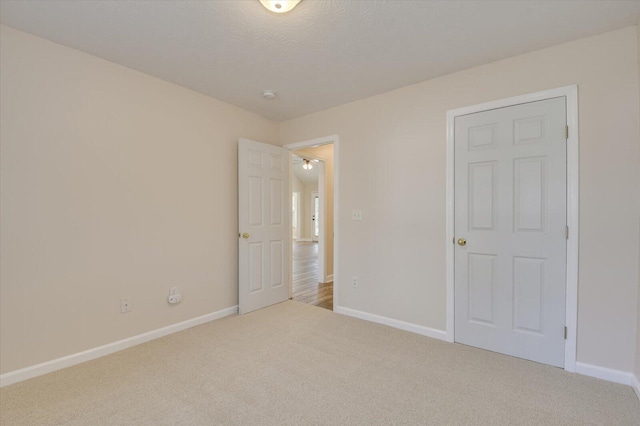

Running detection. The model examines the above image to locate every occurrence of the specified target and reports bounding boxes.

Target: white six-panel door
[238,138,290,314]
[454,97,567,367]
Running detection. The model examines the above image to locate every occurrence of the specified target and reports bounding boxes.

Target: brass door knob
[457,238,466,246]
[241,232,250,239]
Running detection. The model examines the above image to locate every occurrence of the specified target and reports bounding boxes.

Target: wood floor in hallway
[292,241,333,310]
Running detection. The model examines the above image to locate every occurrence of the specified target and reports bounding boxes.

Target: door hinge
[565,226,569,240]
[564,326,568,340]
[565,125,569,139]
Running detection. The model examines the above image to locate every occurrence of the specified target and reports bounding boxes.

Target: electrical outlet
[352,276,359,288]
[120,297,131,313]
[352,210,362,221]
[169,287,178,296]
[168,293,182,304]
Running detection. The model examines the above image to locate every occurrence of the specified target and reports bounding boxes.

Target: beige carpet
[1,301,639,425]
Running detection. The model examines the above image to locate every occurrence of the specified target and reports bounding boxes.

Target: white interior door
[238,138,290,314]
[454,97,567,367]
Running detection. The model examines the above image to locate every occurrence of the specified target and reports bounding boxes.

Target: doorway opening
[286,136,338,311]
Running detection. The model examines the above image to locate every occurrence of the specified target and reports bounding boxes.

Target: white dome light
[259,0,302,14]
[262,90,276,100]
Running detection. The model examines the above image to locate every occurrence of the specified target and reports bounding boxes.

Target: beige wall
[293,145,334,278]
[0,26,280,373]
[281,27,640,373]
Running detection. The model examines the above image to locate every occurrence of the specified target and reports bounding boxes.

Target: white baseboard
[334,305,447,341]
[0,305,238,388]
[296,238,312,242]
[574,362,634,386]
[632,374,640,401]
[332,308,638,395]
[323,274,334,283]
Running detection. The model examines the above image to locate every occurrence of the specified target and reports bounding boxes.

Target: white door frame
[284,135,339,308]
[445,85,579,372]
[316,163,326,280]
[292,191,300,240]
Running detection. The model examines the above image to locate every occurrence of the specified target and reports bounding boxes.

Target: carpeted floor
[1,301,639,425]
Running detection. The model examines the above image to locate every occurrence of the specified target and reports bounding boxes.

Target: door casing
[445,85,579,372]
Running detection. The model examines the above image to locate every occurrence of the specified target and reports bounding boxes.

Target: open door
[238,138,290,314]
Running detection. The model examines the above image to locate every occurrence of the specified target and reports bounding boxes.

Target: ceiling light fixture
[302,159,313,170]
[259,0,301,14]
[262,90,276,100]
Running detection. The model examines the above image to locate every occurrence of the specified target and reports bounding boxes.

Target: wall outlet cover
[168,293,182,304]
[120,297,131,313]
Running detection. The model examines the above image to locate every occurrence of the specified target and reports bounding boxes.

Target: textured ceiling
[1,1,639,121]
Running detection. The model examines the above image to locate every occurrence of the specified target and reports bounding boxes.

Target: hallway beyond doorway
[292,241,333,310]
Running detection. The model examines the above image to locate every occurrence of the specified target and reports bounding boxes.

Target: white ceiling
[2,1,639,121]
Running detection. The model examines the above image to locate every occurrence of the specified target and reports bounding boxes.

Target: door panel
[454,97,567,367]
[514,157,546,232]
[249,176,263,226]
[239,139,290,314]
[468,161,497,230]
[249,242,264,293]
[467,253,496,325]
[270,179,284,225]
[513,256,545,333]
[270,240,283,287]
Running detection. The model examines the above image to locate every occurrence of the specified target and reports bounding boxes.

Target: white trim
[317,168,325,282]
[563,85,579,373]
[632,374,640,401]
[296,238,313,242]
[575,362,634,386]
[284,134,339,310]
[284,135,338,151]
[445,85,579,371]
[335,306,447,341]
[324,274,334,283]
[445,102,456,344]
[292,190,301,240]
[0,305,238,388]
[334,136,339,309]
